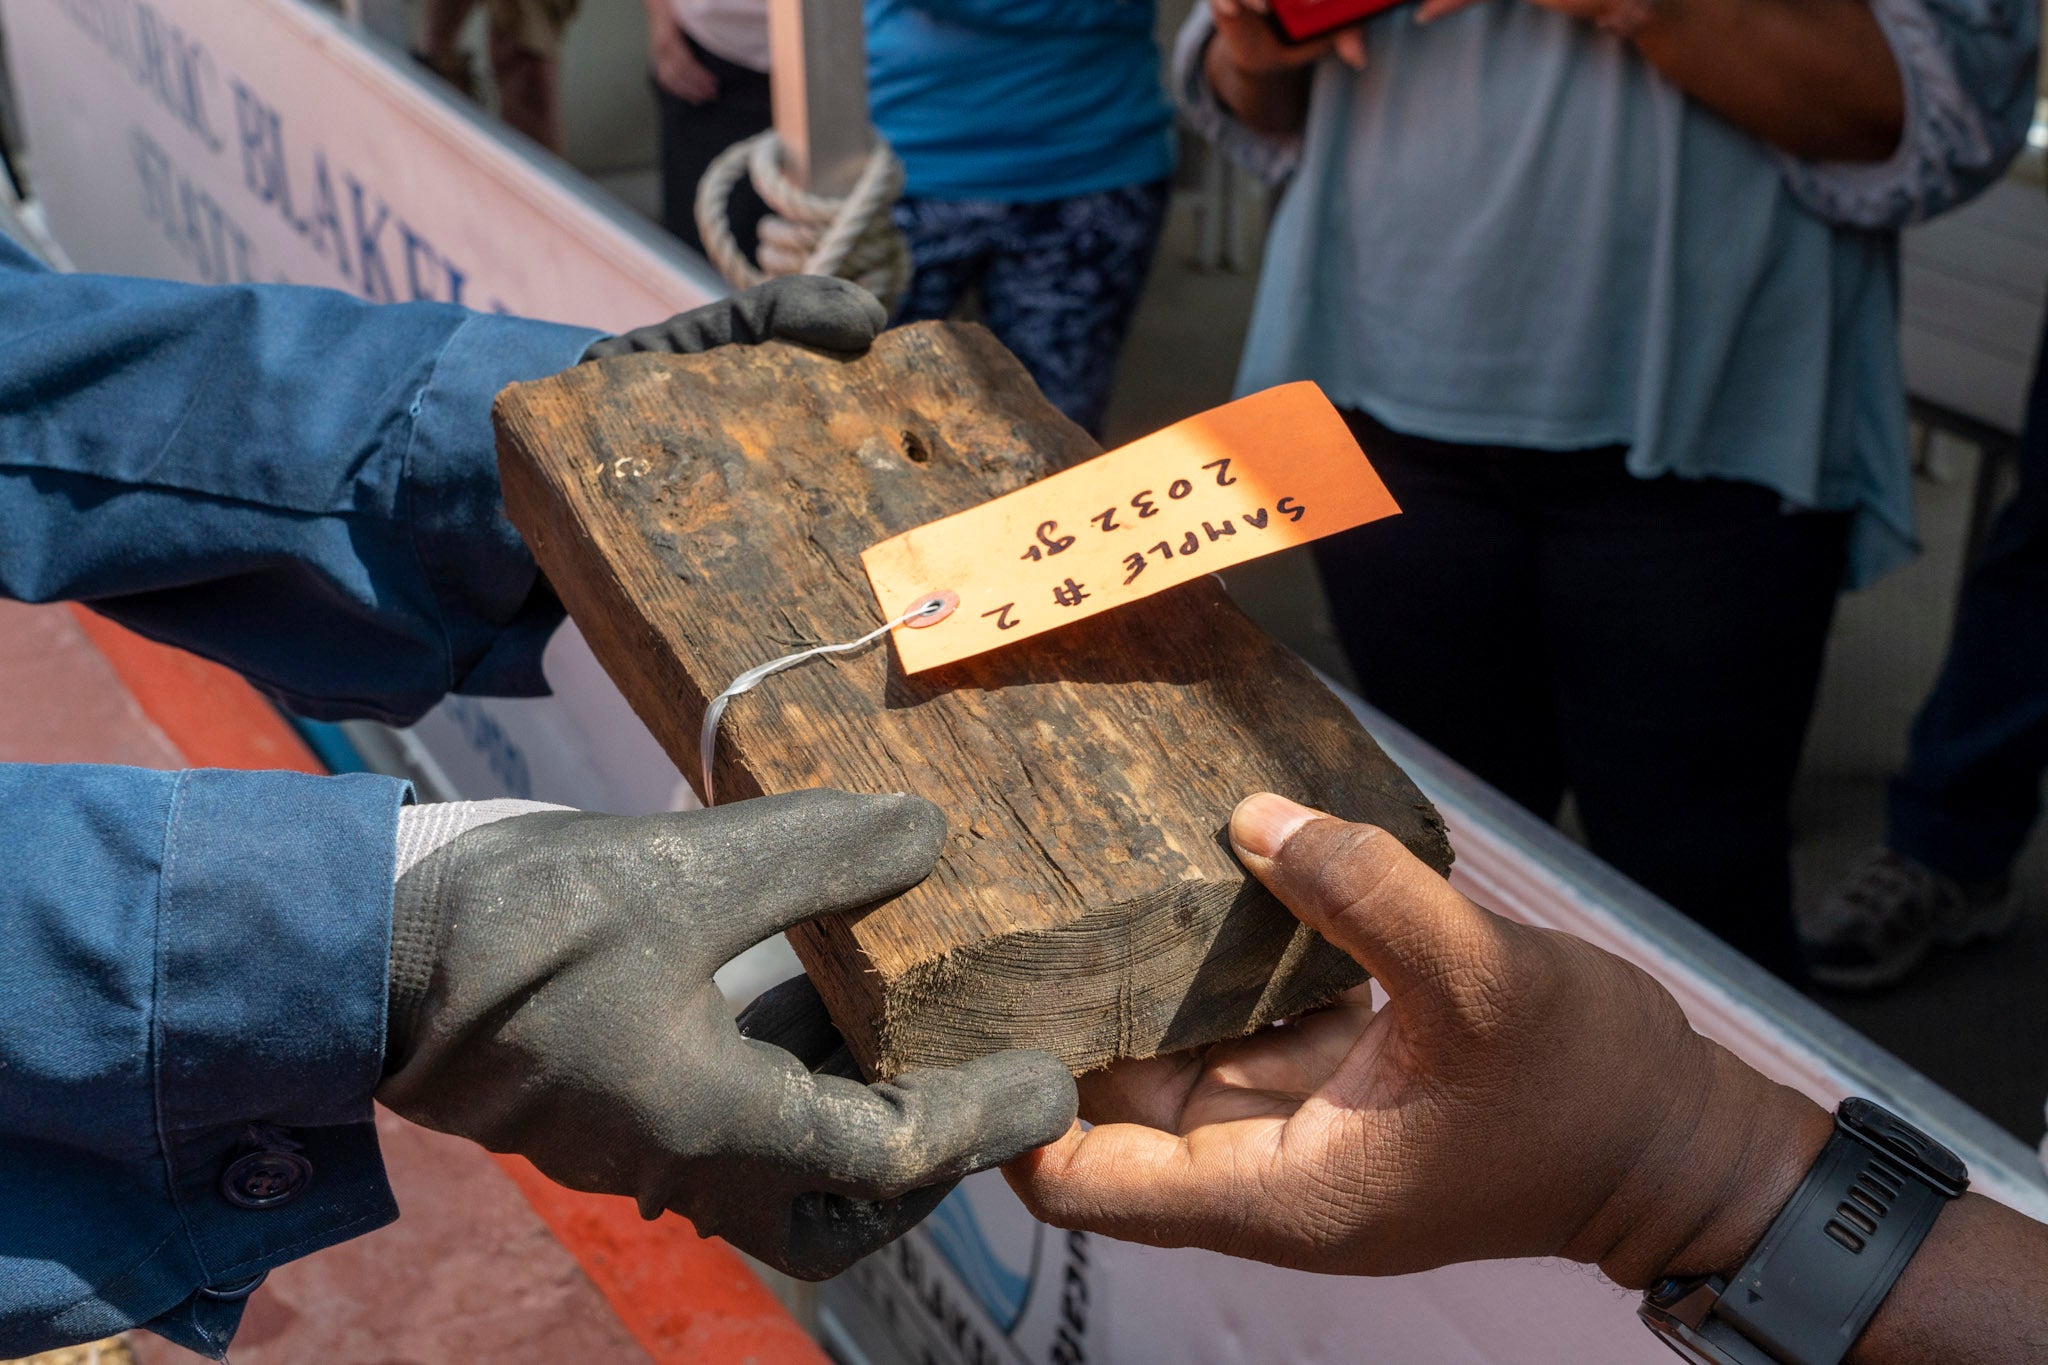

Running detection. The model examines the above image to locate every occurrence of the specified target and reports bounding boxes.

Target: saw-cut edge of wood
[494,322,1453,1078]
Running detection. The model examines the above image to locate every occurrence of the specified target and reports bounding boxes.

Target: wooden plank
[494,322,1453,1078]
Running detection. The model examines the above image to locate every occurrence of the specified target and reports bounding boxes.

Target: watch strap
[1652,1099,1966,1365]
[1642,1278,1778,1364]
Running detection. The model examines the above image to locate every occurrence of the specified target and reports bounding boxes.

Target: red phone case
[1267,0,1408,41]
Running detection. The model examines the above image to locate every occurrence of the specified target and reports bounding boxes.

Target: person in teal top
[1177,0,2036,978]
[867,0,1177,434]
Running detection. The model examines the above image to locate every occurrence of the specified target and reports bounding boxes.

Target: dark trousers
[891,180,1171,437]
[653,36,771,261]
[1889,320,2048,884]
[1313,413,1851,980]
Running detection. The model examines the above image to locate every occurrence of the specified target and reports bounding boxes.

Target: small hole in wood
[901,430,930,465]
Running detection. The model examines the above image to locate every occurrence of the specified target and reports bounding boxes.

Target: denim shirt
[0,233,600,1357]
[1175,0,2037,584]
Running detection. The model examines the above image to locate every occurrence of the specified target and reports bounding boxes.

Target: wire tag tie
[697,591,958,806]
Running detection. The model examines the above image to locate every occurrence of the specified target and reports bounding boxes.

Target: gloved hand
[377,789,1077,1279]
[580,274,887,361]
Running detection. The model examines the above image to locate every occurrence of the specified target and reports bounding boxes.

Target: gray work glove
[376,790,1077,1279]
[580,274,887,361]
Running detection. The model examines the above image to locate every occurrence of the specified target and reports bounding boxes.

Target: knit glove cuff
[386,798,571,1072]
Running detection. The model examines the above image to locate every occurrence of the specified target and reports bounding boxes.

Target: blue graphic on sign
[924,1185,1045,1333]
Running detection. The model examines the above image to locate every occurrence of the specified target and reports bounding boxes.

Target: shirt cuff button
[221,1149,314,1209]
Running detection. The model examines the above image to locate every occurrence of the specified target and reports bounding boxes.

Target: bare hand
[1007,794,1831,1288]
[1209,0,1368,75]
[649,17,719,103]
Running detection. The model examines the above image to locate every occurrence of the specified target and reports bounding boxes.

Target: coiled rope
[694,130,912,310]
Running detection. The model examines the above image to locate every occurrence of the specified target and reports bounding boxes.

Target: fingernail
[1230,793,1322,859]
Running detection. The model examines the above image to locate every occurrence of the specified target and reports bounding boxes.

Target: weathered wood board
[494,323,1452,1078]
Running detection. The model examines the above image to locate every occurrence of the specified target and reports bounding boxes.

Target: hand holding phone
[1267,0,1411,42]
[1210,0,1371,74]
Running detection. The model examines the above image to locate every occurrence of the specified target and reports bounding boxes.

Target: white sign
[825,1171,1672,1365]
[0,0,720,326]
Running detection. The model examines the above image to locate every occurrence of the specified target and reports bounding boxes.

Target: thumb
[581,275,887,360]
[795,1051,1080,1201]
[1229,793,1485,1001]
[1004,1120,1279,1255]
[726,273,889,351]
[687,789,949,963]
[1332,27,1370,68]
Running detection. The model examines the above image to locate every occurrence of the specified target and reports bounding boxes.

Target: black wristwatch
[1639,1098,1967,1365]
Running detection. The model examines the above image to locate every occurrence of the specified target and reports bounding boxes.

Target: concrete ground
[1106,192,2048,1149]
[1797,448,2048,1147]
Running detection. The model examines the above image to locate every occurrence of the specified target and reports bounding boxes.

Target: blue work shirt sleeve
[0,764,409,1359]
[0,232,603,725]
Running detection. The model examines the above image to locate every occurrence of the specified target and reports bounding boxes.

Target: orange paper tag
[861,382,1399,674]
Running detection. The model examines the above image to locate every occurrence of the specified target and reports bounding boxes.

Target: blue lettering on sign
[892,1238,1007,1365]
[307,150,349,278]
[46,0,224,152]
[347,174,397,303]
[1049,1234,1090,1365]
[444,698,533,799]
[131,126,256,284]
[50,0,518,311]
[221,76,488,305]
[401,220,469,307]
[229,78,310,237]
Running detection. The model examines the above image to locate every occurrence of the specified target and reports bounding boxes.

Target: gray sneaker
[1803,848,2018,990]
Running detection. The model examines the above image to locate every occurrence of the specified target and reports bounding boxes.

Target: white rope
[694,129,913,311]
[697,594,953,807]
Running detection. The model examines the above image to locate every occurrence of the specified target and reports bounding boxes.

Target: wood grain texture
[495,323,1452,1078]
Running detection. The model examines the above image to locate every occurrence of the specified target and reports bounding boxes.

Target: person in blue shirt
[866,0,1177,436]
[1177,0,2037,980]
[0,238,1078,1360]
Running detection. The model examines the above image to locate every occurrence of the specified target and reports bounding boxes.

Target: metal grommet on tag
[902,590,958,628]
